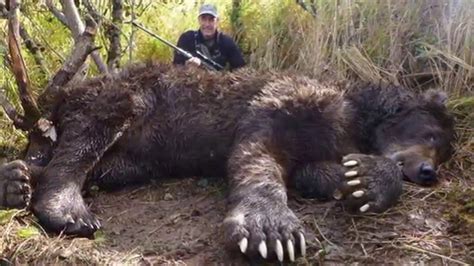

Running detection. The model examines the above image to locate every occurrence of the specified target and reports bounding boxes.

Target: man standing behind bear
[173,4,246,71]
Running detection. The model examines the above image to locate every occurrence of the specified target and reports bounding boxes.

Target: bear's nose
[418,162,436,183]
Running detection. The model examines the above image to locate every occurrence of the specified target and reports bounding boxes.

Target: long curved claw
[65,214,75,225]
[299,232,306,257]
[360,203,370,213]
[352,190,364,198]
[347,179,361,186]
[287,239,295,262]
[258,241,267,258]
[275,239,284,262]
[343,160,358,167]
[93,218,101,230]
[239,237,248,253]
[345,170,358,177]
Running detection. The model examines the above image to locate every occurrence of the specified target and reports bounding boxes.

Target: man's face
[198,14,218,39]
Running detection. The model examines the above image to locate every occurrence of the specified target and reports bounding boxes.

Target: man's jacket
[173,30,245,71]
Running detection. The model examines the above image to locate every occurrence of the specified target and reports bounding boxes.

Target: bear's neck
[347,85,415,154]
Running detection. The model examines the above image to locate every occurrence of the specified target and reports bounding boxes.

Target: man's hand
[185,57,201,67]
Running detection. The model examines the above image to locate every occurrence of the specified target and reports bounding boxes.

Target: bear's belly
[116,115,236,179]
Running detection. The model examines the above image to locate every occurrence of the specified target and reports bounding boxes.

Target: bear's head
[375,89,455,185]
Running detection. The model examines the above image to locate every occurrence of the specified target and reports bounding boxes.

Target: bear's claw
[258,241,267,258]
[32,185,101,236]
[360,203,370,213]
[224,202,306,262]
[343,160,358,167]
[335,153,403,213]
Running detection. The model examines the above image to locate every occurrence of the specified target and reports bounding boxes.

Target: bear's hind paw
[0,160,32,209]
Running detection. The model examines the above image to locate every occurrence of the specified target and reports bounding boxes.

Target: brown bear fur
[0,62,455,262]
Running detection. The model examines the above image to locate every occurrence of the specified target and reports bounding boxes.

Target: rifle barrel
[130,21,223,71]
[131,21,193,59]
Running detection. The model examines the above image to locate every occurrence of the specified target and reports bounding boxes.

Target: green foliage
[0,0,472,92]
[93,229,107,244]
[16,226,41,239]
[0,209,18,225]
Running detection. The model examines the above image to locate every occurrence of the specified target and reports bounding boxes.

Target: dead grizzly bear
[0,63,455,262]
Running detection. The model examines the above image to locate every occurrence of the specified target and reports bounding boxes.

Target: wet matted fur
[0,62,455,262]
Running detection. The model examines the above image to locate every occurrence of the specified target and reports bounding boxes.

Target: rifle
[130,21,224,71]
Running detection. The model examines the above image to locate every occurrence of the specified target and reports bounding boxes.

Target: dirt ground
[1,168,473,265]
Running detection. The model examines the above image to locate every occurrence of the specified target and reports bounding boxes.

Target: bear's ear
[423,89,448,106]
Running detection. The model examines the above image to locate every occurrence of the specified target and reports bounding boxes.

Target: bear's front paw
[32,186,100,237]
[0,160,32,209]
[222,199,306,262]
[333,153,403,213]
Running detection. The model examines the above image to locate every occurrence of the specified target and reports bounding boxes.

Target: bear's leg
[223,134,305,262]
[292,161,345,201]
[31,90,141,236]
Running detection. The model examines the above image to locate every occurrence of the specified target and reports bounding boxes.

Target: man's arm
[172,31,195,65]
[223,35,245,70]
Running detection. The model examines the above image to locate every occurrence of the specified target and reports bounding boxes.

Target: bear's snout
[416,162,437,185]
[385,145,439,186]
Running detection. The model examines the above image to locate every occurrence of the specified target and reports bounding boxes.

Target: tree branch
[46,0,107,75]
[19,26,50,78]
[106,0,123,71]
[60,0,84,39]
[39,15,99,112]
[128,0,135,62]
[7,0,41,130]
[45,0,68,27]
[0,87,26,129]
[0,1,7,18]
[60,0,108,74]
[2,3,49,78]
[82,0,101,25]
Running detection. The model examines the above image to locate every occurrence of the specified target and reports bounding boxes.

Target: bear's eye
[396,161,404,168]
[422,133,437,143]
[427,134,438,143]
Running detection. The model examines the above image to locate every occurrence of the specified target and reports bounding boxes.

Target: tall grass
[0,0,471,111]
[1,0,471,95]
[235,0,472,96]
